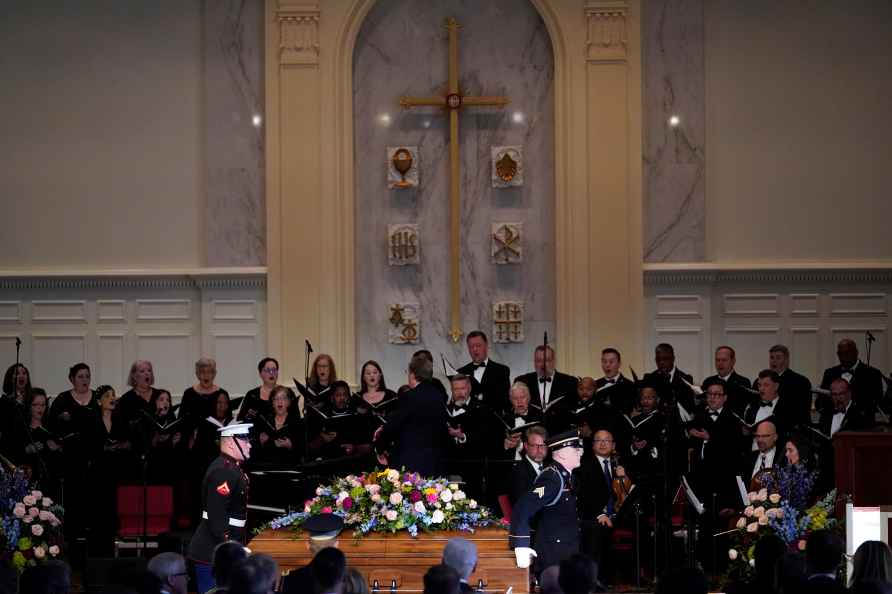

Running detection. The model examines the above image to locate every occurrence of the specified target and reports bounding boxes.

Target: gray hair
[195,357,217,375]
[510,382,530,399]
[442,537,478,580]
[147,551,186,581]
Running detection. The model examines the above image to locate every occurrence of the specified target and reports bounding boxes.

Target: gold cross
[399,17,510,343]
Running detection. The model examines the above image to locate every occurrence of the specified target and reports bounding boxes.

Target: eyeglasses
[262,368,278,374]
[594,439,614,444]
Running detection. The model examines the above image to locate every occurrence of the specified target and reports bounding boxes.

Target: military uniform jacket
[188,453,249,563]
[509,461,579,569]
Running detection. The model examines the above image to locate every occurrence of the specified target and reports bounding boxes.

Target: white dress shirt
[473,358,489,384]
[752,446,776,478]
[831,401,852,436]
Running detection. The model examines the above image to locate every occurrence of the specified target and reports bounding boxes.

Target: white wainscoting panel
[645,265,892,386]
[0,270,266,401]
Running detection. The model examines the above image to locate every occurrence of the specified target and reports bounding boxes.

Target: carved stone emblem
[389,303,420,344]
[388,224,419,266]
[493,301,524,343]
[491,145,523,187]
[387,146,419,189]
[491,223,522,264]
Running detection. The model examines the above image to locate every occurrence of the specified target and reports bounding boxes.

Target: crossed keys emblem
[389,304,419,344]
[492,223,521,263]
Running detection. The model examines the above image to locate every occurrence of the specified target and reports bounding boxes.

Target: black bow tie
[473,362,486,369]
[540,376,551,383]
[605,378,616,385]
[708,411,719,418]
[759,400,774,408]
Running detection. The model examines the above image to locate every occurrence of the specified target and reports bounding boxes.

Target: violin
[610,454,633,511]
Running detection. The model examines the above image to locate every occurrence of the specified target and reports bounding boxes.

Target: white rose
[445,502,454,510]
[414,501,426,513]
[39,510,50,521]
[469,500,478,509]
[776,508,784,519]
[757,488,768,502]
[453,490,466,502]
[31,524,44,536]
[434,502,442,509]
[389,492,403,505]
[41,497,52,508]
[337,491,349,502]
[48,545,60,557]
[33,546,46,559]
[440,489,453,503]
[736,517,747,529]
[31,490,43,499]
[744,506,754,517]
[753,506,766,518]
[386,469,400,482]
[304,504,312,513]
[316,487,323,496]
[728,549,738,560]
[449,483,459,491]
[758,515,769,526]
[385,510,398,522]
[431,510,445,524]
[769,493,781,504]
[748,492,758,503]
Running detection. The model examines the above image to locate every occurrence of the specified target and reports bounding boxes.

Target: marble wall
[643,0,706,262]
[204,0,266,266]
[353,0,556,384]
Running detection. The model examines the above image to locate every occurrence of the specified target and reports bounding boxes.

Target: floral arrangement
[263,469,502,538]
[768,489,837,550]
[0,468,64,574]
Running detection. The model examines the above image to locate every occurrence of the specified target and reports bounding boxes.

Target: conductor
[187,422,253,593]
[510,430,584,571]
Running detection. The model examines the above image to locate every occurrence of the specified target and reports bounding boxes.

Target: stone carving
[387,224,420,266]
[387,146,420,189]
[493,301,524,343]
[491,145,524,187]
[277,5,320,65]
[389,303,420,344]
[491,223,522,264]
[585,1,628,61]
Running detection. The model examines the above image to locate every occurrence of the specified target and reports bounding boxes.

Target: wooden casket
[249,527,528,593]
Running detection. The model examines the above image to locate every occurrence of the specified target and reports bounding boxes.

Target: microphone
[866,331,876,343]
[14,337,21,348]
[306,339,314,353]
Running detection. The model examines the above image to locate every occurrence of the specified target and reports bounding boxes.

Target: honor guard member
[510,430,584,571]
[188,422,253,594]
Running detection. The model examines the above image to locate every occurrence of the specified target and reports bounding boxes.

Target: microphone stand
[866,331,875,368]
[659,424,671,576]
[302,340,313,464]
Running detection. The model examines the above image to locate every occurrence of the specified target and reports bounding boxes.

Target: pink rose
[321,506,333,514]
[31,524,44,536]
[758,515,769,526]
[33,546,46,559]
[48,545,60,557]
[22,516,33,524]
[385,510,398,522]
[744,506,754,517]
[342,497,353,511]
[776,508,784,519]
[371,494,382,503]
[23,495,36,507]
[389,493,403,505]
[757,488,768,502]
[736,517,747,529]
[753,506,766,518]
[41,497,52,507]
[31,490,43,499]
[13,505,25,519]
[28,507,39,518]
[769,493,781,504]
[746,522,759,533]
[728,549,738,560]
[39,511,50,521]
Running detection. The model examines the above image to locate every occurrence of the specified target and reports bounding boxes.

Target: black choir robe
[703,371,754,416]
[514,370,578,411]
[594,374,637,416]
[458,359,511,412]
[819,360,884,415]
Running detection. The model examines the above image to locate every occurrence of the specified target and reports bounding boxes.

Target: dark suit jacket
[594,374,637,415]
[798,575,847,594]
[458,359,511,412]
[515,370,578,411]
[576,455,623,521]
[704,371,754,416]
[688,407,744,508]
[643,368,696,414]
[741,448,784,482]
[817,402,872,436]
[280,565,313,594]
[509,457,540,505]
[743,395,798,437]
[820,361,884,415]
[375,380,449,477]
[762,368,813,428]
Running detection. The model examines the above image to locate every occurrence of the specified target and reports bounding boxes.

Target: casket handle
[391,578,398,593]
[476,578,486,593]
[372,579,380,593]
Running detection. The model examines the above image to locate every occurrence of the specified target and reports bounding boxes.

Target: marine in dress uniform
[188,422,253,594]
[510,430,584,572]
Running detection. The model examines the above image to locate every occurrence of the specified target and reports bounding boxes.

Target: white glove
[514,547,537,568]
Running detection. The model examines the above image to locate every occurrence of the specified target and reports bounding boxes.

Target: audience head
[3,363,31,398]
[655,567,708,594]
[212,541,250,588]
[539,565,563,594]
[754,420,778,453]
[331,381,351,410]
[601,348,621,379]
[757,369,781,401]
[702,378,727,411]
[558,553,598,594]
[466,331,489,363]
[310,547,347,594]
[753,533,785,587]
[592,429,614,458]
[449,374,472,405]
[806,529,844,575]
[509,382,531,413]
[18,560,71,594]
[408,353,434,384]
[851,582,892,594]
[360,360,387,392]
[654,343,676,373]
[128,360,155,389]
[784,432,815,469]
[523,426,548,463]
[778,551,808,593]
[576,376,595,402]
[257,357,280,386]
[146,552,188,594]
[851,540,892,587]
[769,344,790,374]
[442,537,478,581]
[423,564,460,594]
[534,344,556,377]
[837,338,859,368]
[68,362,91,392]
[714,345,737,376]
[344,567,370,594]
[195,357,217,385]
[228,553,279,594]
[311,354,337,386]
[830,378,853,411]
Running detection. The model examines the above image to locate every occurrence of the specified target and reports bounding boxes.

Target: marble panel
[204,0,266,266]
[353,0,555,384]
[643,0,706,262]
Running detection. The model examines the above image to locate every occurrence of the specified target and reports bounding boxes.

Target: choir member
[623,385,667,483]
[49,363,95,431]
[743,370,798,450]
[253,385,305,466]
[595,348,637,415]
[239,357,295,422]
[514,345,577,412]
[304,353,338,407]
[814,378,872,494]
[564,377,617,447]
[142,389,183,485]
[180,358,229,431]
[458,330,511,411]
[702,346,754,415]
[642,343,696,419]
[16,389,64,490]
[0,364,32,456]
[819,338,885,416]
[508,425,549,505]
[444,374,487,499]
[307,380,365,461]
[192,391,236,473]
[2,362,32,405]
[762,344,813,427]
[353,360,399,423]
[117,360,163,425]
[495,382,544,463]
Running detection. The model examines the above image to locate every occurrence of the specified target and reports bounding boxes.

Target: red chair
[497,494,513,522]
[114,485,174,557]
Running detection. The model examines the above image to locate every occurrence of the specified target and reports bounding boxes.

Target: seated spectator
[851,541,892,590]
[442,537,478,594]
[18,560,71,594]
[539,565,564,594]
[558,554,600,594]
[655,567,708,594]
[227,554,279,594]
[146,552,188,594]
[208,541,250,594]
[852,582,892,594]
[344,567,370,594]
[423,564,460,594]
[803,529,846,594]
[727,534,785,594]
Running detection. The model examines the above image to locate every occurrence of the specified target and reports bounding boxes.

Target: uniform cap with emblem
[546,429,583,451]
[303,513,345,541]
[218,423,252,437]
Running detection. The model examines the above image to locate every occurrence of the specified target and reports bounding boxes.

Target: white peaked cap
[218,423,252,437]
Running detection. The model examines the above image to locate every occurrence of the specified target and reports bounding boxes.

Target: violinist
[576,428,632,587]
